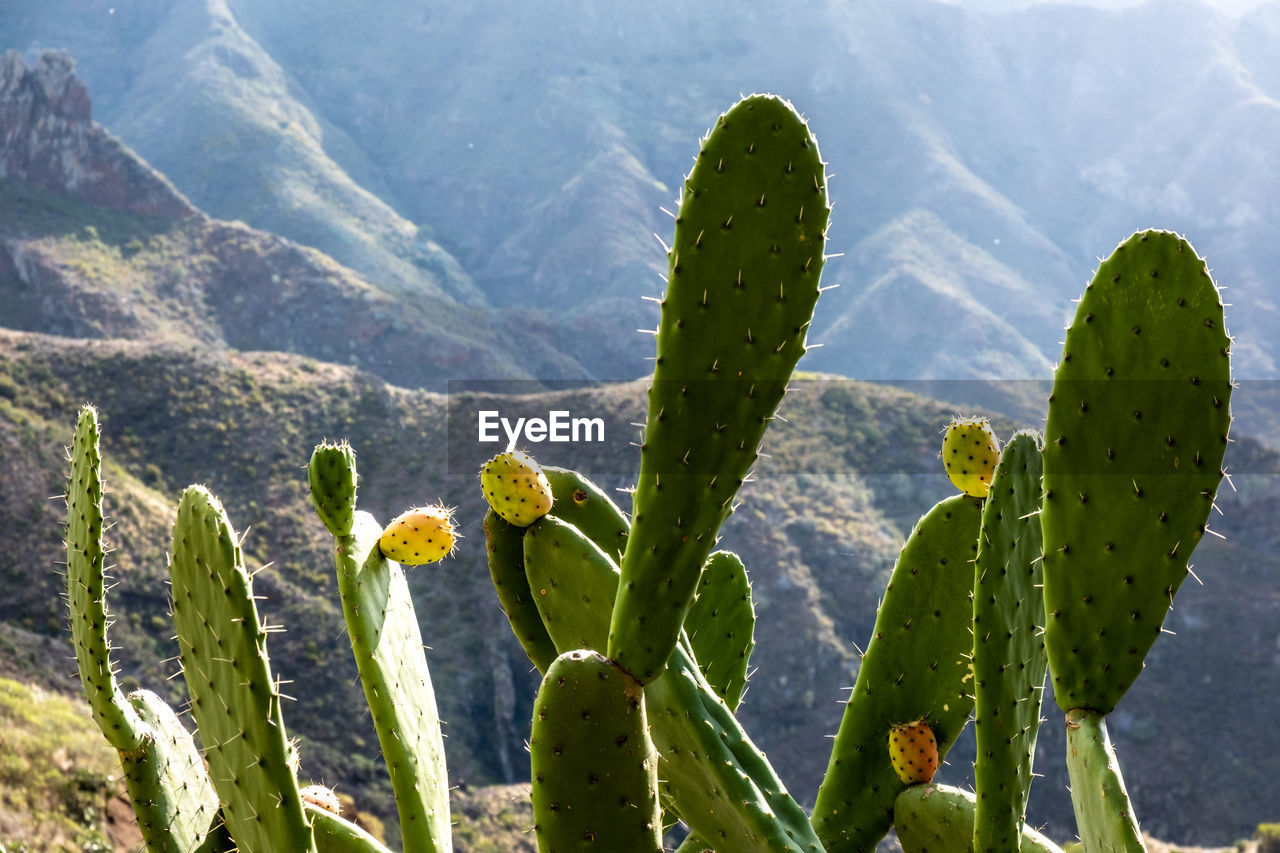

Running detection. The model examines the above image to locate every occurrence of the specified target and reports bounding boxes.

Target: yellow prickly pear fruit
[941,416,1000,498]
[480,450,553,527]
[378,504,457,564]
[888,718,939,785]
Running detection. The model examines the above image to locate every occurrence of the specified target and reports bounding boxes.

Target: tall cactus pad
[67,407,226,851]
[309,441,358,538]
[543,466,630,563]
[609,94,830,682]
[334,512,453,853]
[530,650,663,853]
[895,785,1064,853]
[170,486,316,853]
[1064,710,1146,853]
[685,550,755,711]
[973,431,1047,853]
[485,509,558,672]
[121,689,227,851]
[66,405,143,748]
[813,495,983,853]
[1042,230,1231,714]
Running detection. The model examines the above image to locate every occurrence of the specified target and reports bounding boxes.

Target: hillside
[2,329,1278,845]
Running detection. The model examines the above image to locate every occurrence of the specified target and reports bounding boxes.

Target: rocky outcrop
[0,50,197,219]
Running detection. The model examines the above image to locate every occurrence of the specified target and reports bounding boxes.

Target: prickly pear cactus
[65,405,227,852]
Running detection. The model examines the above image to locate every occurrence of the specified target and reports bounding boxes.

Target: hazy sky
[941,0,1272,12]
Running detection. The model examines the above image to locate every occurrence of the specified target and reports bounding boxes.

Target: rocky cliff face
[0,50,196,219]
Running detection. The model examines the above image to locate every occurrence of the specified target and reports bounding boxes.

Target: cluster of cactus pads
[61,94,1232,853]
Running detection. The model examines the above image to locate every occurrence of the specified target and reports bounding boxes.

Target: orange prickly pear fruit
[480,450,553,527]
[888,718,939,785]
[379,504,458,564]
[942,416,1000,498]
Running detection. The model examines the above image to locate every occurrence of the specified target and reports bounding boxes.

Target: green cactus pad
[1064,710,1146,853]
[895,784,1064,853]
[484,509,558,672]
[65,405,144,748]
[684,550,755,711]
[530,650,663,853]
[648,642,823,852]
[307,803,395,853]
[336,512,453,853]
[170,485,316,853]
[524,514,621,654]
[609,93,831,683]
[1042,230,1232,714]
[972,431,1048,853]
[121,689,229,852]
[813,494,984,853]
[543,466,630,563]
[309,441,359,538]
[66,407,227,852]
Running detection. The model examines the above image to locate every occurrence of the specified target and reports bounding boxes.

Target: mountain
[0,50,587,386]
[5,0,1279,385]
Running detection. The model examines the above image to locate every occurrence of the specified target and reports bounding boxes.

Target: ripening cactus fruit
[379,505,458,565]
[889,719,940,785]
[942,417,1000,498]
[480,450,553,527]
[300,785,342,816]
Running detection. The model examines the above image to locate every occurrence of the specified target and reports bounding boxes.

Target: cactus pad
[170,485,316,853]
[309,441,359,538]
[1042,230,1232,714]
[684,550,756,711]
[484,509,558,672]
[813,494,983,853]
[972,430,1047,853]
[895,784,1064,853]
[608,93,830,683]
[530,650,663,853]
